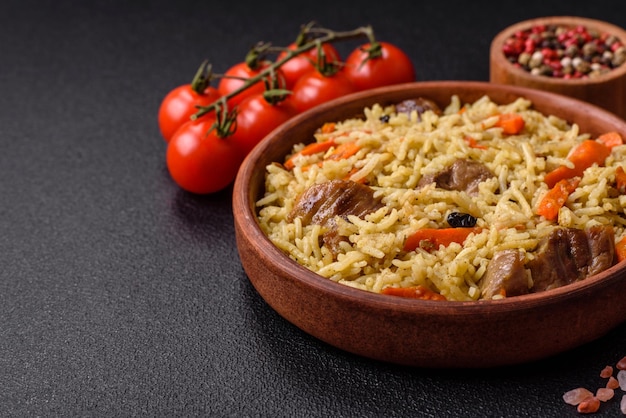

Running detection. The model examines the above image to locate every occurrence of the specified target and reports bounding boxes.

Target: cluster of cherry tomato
[157,24,416,194]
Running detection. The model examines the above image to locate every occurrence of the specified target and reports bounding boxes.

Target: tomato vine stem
[191,23,375,122]
[190,60,213,93]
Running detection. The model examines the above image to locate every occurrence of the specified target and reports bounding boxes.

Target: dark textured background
[2,1,626,416]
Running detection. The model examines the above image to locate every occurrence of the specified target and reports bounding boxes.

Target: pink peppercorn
[524,38,536,53]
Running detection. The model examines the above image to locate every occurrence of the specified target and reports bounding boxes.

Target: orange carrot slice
[596,131,623,149]
[544,140,611,188]
[615,236,626,263]
[536,177,580,221]
[464,136,487,149]
[494,113,525,135]
[381,285,447,301]
[325,141,360,161]
[283,139,337,170]
[320,122,336,134]
[615,166,626,194]
[404,227,481,252]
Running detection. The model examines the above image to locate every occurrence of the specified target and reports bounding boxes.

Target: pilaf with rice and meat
[255,94,626,301]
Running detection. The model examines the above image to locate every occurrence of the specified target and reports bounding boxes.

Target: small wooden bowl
[490,16,626,120]
[233,81,626,368]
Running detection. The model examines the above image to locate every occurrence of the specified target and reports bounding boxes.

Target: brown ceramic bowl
[233,81,626,368]
[490,16,626,120]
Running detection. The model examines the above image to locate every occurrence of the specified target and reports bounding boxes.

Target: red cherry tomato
[344,42,416,91]
[166,117,242,194]
[291,68,355,113]
[230,94,296,157]
[157,84,220,142]
[218,61,280,108]
[277,42,341,89]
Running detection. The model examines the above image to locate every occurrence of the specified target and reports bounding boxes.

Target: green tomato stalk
[191,23,376,125]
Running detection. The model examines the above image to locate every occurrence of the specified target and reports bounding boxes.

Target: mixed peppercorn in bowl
[502,21,625,79]
[490,16,626,120]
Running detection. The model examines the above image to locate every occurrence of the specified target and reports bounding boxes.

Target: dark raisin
[447,212,477,228]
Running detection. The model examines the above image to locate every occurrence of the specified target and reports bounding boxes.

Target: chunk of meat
[480,249,530,299]
[527,226,615,292]
[288,180,384,255]
[395,98,441,120]
[289,179,384,226]
[417,159,494,195]
[586,225,616,275]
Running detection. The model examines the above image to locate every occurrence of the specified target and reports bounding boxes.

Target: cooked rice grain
[256,95,626,301]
